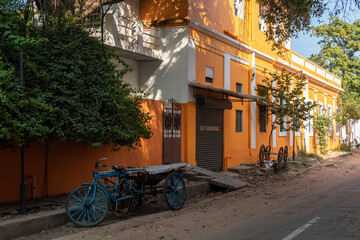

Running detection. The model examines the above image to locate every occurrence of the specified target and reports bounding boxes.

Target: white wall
[139,26,190,103]
[119,58,140,89]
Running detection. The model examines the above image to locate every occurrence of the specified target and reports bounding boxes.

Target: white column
[188,37,196,102]
[272,80,276,148]
[224,53,231,91]
[304,80,309,153]
[333,97,336,142]
[290,83,293,146]
[251,52,256,149]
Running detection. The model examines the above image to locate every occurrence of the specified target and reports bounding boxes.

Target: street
[18,152,360,240]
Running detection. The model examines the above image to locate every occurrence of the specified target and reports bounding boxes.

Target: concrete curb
[0,182,211,240]
[0,209,67,240]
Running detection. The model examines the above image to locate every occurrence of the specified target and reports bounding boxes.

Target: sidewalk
[0,179,215,240]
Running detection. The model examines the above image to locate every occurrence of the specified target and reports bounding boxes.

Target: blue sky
[291,2,360,58]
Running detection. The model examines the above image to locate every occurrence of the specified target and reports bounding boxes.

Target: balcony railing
[83,10,162,52]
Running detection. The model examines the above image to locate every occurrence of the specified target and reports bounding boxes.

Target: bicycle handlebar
[95,158,108,172]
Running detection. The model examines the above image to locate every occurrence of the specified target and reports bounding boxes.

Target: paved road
[205,176,360,240]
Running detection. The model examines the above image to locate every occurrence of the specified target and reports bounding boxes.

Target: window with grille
[205,66,214,84]
[279,99,286,133]
[236,83,243,93]
[234,0,244,19]
[259,104,267,132]
[236,110,243,132]
[259,5,267,32]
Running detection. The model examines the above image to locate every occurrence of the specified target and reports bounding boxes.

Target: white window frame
[318,102,324,116]
[234,0,244,19]
[279,98,287,137]
[205,66,214,84]
[308,99,314,137]
[274,21,282,44]
[328,104,333,136]
[259,5,266,33]
[336,107,340,136]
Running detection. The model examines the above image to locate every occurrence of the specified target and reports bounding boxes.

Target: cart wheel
[259,144,266,163]
[119,178,143,212]
[164,172,186,210]
[65,185,108,227]
[265,145,271,160]
[283,146,288,166]
[277,147,284,165]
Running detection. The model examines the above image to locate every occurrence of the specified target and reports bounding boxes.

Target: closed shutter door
[196,107,223,171]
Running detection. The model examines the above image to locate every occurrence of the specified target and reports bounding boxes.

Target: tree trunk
[346,120,351,145]
[339,124,342,150]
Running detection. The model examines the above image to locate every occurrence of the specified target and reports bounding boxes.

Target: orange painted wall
[189,0,250,44]
[224,61,251,168]
[196,45,224,89]
[139,0,189,22]
[184,101,196,166]
[0,100,163,203]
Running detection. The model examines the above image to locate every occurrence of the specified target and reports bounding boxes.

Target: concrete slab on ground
[188,167,249,190]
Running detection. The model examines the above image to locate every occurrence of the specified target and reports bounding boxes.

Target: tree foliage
[0,0,152,150]
[310,17,360,145]
[313,115,332,154]
[257,0,360,51]
[256,69,317,146]
[310,17,360,96]
[257,0,324,51]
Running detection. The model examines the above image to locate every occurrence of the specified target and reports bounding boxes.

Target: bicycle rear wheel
[65,185,108,227]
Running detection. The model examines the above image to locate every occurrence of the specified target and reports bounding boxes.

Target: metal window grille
[259,104,267,132]
[236,110,243,132]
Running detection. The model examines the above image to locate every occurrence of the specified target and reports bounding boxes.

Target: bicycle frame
[82,170,143,205]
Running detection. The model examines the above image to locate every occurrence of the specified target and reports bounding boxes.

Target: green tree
[0,0,152,150]
[257,0,360,51]
[310,17,360,145]
[313,115,332,154]
[257,0,324,51]
[310,17,360,95]
[256,69,317,147]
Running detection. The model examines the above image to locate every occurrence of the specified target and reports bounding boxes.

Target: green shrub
[340,143,350,152]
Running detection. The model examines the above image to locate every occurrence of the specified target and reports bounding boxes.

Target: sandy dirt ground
[16,150,360,240]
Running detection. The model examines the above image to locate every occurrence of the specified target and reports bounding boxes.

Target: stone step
[227,165,253,173]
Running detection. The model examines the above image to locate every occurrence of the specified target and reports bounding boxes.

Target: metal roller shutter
[196,107,223,171]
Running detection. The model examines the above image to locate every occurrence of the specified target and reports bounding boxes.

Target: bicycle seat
[112,165,125,173]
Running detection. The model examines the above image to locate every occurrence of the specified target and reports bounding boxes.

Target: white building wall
[119,58,140,89]
[140,26,190,103]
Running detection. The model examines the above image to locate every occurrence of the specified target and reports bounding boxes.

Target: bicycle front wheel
[65,185,109,227]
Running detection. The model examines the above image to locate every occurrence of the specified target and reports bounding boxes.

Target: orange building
[0,0,343,203]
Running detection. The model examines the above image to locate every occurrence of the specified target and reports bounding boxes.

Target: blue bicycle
[65,158,189,227]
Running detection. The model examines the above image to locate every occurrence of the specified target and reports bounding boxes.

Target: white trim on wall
[251,52,256,149]
[188,36,196,102]
[188,19,275,63]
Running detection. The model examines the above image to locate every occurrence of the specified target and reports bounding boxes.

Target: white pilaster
[333,97,336,142]
[290,84,293,146]
[188,37,196,102]
[251,52,256,149]
[272,80,276,148]
[304,80,309,153]
[224,53,231,91]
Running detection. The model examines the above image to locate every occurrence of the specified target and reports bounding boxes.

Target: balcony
[85,4,163,62]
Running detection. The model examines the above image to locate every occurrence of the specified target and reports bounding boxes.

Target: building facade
[0,0,343,203]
